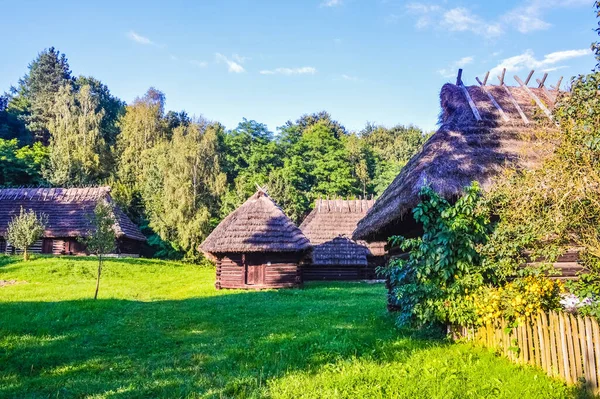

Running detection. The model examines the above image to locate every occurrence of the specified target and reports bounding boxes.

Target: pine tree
[12,47,73,142]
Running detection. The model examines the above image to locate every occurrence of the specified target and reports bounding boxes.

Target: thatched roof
[354,77,558,242]
[0,187,146,241]
[200,189,310,254]
[300,198,385,266]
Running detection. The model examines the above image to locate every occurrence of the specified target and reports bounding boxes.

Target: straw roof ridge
[200,190,311,254]
[353,81,558,241]
[0,187,146,241]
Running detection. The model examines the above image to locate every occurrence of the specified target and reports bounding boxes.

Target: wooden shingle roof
[0,187,146,241]
[200,189,310,254]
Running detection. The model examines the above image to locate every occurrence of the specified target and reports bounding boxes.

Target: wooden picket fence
[459,311,600,394]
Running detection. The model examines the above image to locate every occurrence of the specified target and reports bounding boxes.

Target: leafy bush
[384,182,493,327]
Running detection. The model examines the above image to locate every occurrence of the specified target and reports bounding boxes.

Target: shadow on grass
[0,284,446,398]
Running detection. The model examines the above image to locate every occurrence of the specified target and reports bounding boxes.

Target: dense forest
[0,48,430,260]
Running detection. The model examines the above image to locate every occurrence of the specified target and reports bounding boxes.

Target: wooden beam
[524,70,535,85]
[514,75,554,121]
[536,78,554,105]
[482,71,490,86]
[475,77,510,122]
[538,73,548,88]
[458,81,482,121]
[556,76,563,91]
[456,68,463,85]
[498,79,529,124]
[499,68,506,86]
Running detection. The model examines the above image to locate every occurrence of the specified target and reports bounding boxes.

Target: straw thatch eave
[200,189,311,254]
[353,80,558,242]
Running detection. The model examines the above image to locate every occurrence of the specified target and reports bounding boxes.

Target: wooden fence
[459,311,600,394]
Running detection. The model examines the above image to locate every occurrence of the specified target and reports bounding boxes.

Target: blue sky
[1,0,597,133]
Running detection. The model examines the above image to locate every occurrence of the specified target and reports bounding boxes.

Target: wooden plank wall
[303,264,378,281]
[216,253,302,289]
[461,311,600,394]
[526,249,584,281]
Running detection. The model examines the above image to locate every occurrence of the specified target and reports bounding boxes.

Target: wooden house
[0,187,146,256]
[354,69,560,242]
[299,198,385,280]
[351,69,565,305]
[200,189,311,289]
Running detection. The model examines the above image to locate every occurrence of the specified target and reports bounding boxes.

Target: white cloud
[127,31,154,45]
[438,56,475,78]
[232,53,249,63]
[441,8,503,37]
[405,3,441,29]
[489,48,591,77]
[215,53,245,73]
[503,0,590,33]
[260,67,317,75]
[321,0,342,7]
[190,60,208,68]
[341,74,359,81]
[404,0,588,36]
[170,54,178,61]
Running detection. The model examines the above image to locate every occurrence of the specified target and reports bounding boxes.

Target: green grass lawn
[0,256,584,398]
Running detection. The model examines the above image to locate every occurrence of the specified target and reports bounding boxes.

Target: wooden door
[42,239,53,254]
[245,256,266,285]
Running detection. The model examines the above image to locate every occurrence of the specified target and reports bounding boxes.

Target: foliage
[5,207,47,261]
[79,201,116,299]
[141,120,227,261]
[0,138,48,186]
[10,47,73,142]
[46,83,110,185]
[0,256,577,398]
[482,10,600,298]
[472,276,564,327]
[80,201,116,257]
[384,182,492,327]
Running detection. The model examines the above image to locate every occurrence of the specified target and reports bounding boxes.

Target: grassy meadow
[0,256,584,398]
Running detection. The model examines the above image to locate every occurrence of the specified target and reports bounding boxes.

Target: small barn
[0,187,146,256]
[200,189,311,289]
[299,198,385,280]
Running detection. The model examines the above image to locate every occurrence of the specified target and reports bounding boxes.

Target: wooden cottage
[299,198,385,280]
[354,69,559,243]
[351,69,564,306]
[200,189,311,289]
[0,187,146,256]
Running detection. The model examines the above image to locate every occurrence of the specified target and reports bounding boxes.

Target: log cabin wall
[216,252,303,289]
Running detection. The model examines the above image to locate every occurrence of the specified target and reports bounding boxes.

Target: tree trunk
[23,247,28,262]
[94,255,102,300]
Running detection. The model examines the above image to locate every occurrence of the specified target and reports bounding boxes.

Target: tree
[75,76,125,146]
[80,201,116,300]
[6,207,47,261]
[11,47,73,142]
[142,120,227,260]
[0,92,29,143]
[0,139,48,186]
[45,83,109,185]
[115,87,167,213]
